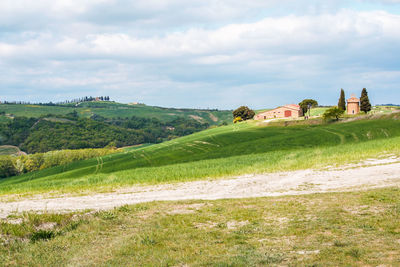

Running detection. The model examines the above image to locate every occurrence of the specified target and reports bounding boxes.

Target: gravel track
[1,159,400,218]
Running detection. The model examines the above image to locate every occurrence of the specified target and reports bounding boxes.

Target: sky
[1,0,400,109]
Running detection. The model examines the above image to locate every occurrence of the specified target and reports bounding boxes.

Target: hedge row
[0,148,119,178]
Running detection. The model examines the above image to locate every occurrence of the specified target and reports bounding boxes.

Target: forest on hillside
[0,112,209,153]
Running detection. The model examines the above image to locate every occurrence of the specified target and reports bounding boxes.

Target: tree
[360,88,371,113]
[338,89,346,111]
[323,107,345,121]
[232,106,255,121]
[299,99,318,116]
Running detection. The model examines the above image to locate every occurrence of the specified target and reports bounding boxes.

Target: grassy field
[372,105,400,114]
[310,107,329,116]
[1,113,400,195]
[0,102,232,125]
[1,187,400,266]
[0,116,11,123]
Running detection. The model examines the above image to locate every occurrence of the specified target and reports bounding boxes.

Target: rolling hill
[1,112,400,195]
[0,102,232,125]
[0,102,222,153]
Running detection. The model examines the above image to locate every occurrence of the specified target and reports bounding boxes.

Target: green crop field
[1,187,400,266]
[1,113,400,195]
[0,102,232,125]
[310,107,329,116]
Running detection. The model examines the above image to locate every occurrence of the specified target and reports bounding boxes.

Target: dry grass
[1,187,400,266]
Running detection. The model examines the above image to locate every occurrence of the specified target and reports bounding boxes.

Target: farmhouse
[255,104,303,120]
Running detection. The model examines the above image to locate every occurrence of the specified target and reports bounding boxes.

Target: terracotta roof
[347,97,360,102]
[256,104,300,115]
[284,104,300,108]
[282,104,301,110]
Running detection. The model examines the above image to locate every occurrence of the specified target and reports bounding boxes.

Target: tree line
[0,148,118,178]
[0,96,111,106]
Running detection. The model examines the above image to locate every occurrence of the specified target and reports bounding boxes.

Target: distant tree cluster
[1,96,111,106]
[75,96,110,102]
[1,101,36,105]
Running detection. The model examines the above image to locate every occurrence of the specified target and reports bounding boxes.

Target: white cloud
[3,10,399,60]
[1,2,400,107]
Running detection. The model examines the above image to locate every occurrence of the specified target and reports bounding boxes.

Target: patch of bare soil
[189,115,204,123]
[1,160,400,219]
[208,113,218,122]
[166,203,205,215]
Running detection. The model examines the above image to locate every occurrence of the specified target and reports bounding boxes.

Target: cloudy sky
[1,0,400,109]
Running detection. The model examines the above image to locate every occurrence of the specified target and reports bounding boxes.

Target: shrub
[233,117,243,123]
[323,107,345,121]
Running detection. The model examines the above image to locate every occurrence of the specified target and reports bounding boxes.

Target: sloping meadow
[1,113,400,195]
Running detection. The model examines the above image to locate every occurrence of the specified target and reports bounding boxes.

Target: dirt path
[1,159,400,219]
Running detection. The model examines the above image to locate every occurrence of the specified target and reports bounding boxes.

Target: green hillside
[0,145,21,156]
[0,111,212,154]
[1,113,400,195]
[0,102,232,125]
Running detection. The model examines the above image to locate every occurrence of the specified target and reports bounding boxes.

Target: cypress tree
[360,88,371,113]
[338,88,346,111]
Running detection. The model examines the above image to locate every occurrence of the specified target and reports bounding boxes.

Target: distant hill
[0,101,232,125]
[0,113,212,153]
[0,101,233,153]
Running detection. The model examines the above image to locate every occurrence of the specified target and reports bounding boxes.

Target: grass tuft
[30,230,56,242]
